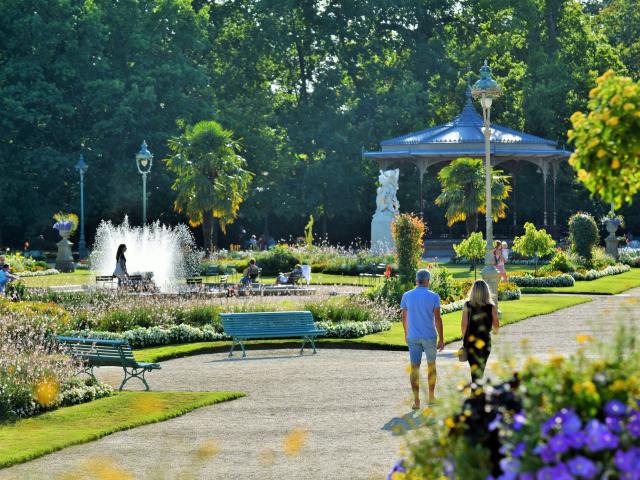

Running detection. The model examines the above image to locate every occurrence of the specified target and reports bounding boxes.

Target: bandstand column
[415,159,430,221]
[512,161,519,231]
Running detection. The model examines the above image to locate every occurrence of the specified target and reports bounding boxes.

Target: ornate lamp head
[75,153,88,174]
[136,140,153,173]
[471,60,502,110]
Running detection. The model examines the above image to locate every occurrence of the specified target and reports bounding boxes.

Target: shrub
[512,222,556,272]
[510,274,575,287]
[252,244,301,275]
[392,213,424,284]
[619,248,640,267]
[590,245,616,270]
[497,282,521,301]
[569,212,599,260]
[430,267,464,304]
[369,277,414,307]
[547,249,577,273]
[453,232,486,279]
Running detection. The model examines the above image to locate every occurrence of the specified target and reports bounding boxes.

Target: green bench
[55,336,161,391]
[219,311,326,358]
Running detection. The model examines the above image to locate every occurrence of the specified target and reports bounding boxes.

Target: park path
[2,289,639,480]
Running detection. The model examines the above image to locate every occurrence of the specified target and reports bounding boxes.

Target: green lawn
[0,391,244,468]
[521,268,640,295]
[135,295,591,362]
[22,269,93,288]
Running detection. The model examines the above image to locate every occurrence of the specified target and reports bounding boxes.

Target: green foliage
[569,71,640,208]
[569,212,600,260]
[453,232,487,279]
[547,249,577,273]
[391,213,424,285]
[435,158,511,235]
[253,245,301,276]
[430,267,464,304]
[512,223,556,272]
[304,215,314,247]
[589,246,616,270]
[165,120,253,251]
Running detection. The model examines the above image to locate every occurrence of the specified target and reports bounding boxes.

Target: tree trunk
[262,212,270,237]
[465,214,477,236]
[212,217,219,250]
[201,212,213,255]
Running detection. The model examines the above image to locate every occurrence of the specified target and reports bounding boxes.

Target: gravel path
[3,289,640,480]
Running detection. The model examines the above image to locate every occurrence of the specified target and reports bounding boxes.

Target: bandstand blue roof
[364,91,570,166]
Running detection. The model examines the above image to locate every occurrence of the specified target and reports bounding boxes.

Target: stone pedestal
[605,220,619,259]
[55,230,75,273]
[371,212,395,253]
[481,262,501,313]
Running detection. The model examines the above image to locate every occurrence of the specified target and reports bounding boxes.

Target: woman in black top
[461,280,500,381]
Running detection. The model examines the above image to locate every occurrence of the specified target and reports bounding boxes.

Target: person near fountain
[0,264,19,295]
[239,259,260,287]
[493,241,508,282]
[113,244,129,285]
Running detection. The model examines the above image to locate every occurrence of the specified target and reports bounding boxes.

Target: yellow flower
[611,158,621,169]
[573,383,582,394]
[445,417,456,428]
[587,138,600,148]
[610,95,622,106]
[577,169,589,181]
[550,355,565,367]
[596,69,615,83]
[610,379,627,391]
[589,87,600,98]
[602,110,611,121]
[474,339,486,349]
[568,153,577,166]
[34,378,59,406]
[582,381,597,395]
[624,85,638,96]
[570,111,584,123]
[597,149,607,159]
[606,116,620,126]
[576,334,593,344]
[623,103,636,111]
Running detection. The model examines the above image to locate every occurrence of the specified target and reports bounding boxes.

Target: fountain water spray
[90,217,200,292]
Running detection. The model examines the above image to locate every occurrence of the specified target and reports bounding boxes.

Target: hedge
[568,263,630,281]
[510,274,575,288]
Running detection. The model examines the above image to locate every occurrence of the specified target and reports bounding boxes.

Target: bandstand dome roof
[364,91,570,166]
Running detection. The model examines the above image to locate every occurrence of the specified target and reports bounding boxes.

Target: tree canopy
[0,0,636,248]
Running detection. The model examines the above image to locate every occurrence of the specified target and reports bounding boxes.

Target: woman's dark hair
[116,244,127,261]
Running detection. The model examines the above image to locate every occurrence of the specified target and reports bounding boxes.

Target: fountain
[90,217,200,292]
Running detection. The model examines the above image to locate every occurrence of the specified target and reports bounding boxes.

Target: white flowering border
[568,263,630,281]
[16,269,60,277]
[510,274,576,288]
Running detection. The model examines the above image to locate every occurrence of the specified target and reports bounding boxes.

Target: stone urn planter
[54,225,75,273]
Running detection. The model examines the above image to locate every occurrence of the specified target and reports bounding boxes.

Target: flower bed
[510,274,575,288]
[618,248,640,268]
[569,264,630,281]
[16,268,60,277]
[391,329,640,479]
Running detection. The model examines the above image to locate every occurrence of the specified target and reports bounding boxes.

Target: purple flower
[585,419,618,452]
[605,399,627,417]
[536,463,572,480]
[541,409,581,436]
[614,448,640,473]
[386,459,406,480]
[499,458,521,480]
[534,444,557,464]
[489,414,504,432]
[567,455,599,479]
[627,412,640,438]
[519,474,535,480]
[548,434,571,455]
[512,442,526,458]
[513,412,526,431]
[606,415,624,433]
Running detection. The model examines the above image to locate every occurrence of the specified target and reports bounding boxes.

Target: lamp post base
[481,263,500,312]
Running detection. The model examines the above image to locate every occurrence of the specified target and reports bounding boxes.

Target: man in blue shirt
[0,264,19,294]
[400,268,444,409]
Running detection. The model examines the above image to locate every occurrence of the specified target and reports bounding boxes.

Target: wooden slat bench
[95,275,116,288]
[55,336,161,391]
[219,311,326,358]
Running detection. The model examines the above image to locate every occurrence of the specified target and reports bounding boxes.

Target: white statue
[375,169,400,215]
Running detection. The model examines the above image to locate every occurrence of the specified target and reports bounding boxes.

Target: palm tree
[165,120,253,253]
[435,157,511,236]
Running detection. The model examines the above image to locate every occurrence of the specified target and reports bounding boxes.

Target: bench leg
[309,337,318,354]
[239,340,247,358]
[229,339,247,358]
[120,367,151,391]
[299,338,307,355]
[229,340,236,357]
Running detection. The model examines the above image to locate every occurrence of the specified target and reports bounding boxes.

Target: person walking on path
[461,280,499,382]
[401,269,445,410]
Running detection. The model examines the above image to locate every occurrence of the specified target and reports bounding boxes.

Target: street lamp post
[471,61,502,304]
[135,140,153,225]
[75,154,88,259]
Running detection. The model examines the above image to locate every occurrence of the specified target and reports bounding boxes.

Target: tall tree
[435,157,511,236]
[165,121,253,252]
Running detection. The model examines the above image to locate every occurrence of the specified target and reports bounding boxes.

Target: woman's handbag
[458,304,469,362]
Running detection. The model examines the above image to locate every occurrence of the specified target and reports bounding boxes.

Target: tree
[165,121,253,253]
[568,71,640,208]
[512,222,556,272]
[568,212,599,261]
[391,213,425,285]
[435,157,511,236]
[453,232,486,280]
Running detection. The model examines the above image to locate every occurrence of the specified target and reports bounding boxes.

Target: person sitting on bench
[239,259,260,287]
[275,264,303,285]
